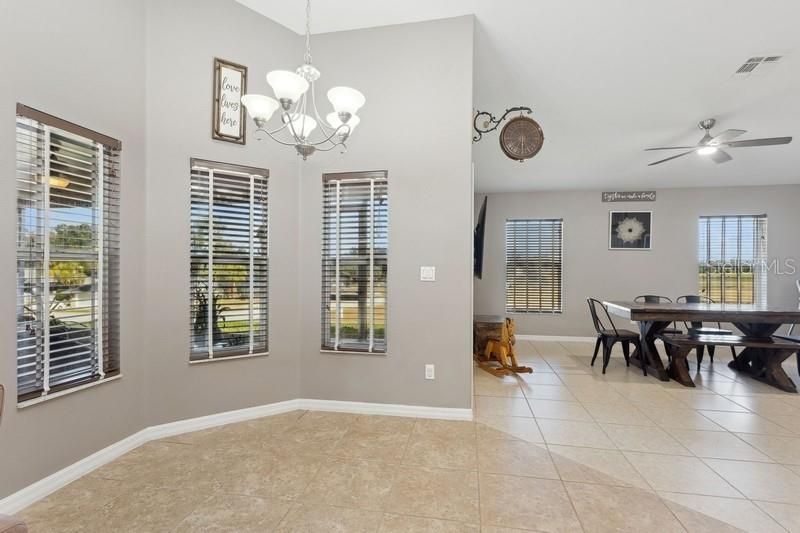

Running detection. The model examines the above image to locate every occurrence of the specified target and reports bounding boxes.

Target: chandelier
[241,0,365,160]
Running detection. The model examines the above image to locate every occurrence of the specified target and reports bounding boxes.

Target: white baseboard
[299,399,473,421]
[0,398,471,515]
[145,399,303,441]
[516,334,597,342]
[0,429,151,516]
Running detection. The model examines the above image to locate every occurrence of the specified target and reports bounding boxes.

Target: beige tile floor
[20,339,800,532]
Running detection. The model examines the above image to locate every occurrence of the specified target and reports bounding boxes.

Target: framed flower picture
[609,211,652,250]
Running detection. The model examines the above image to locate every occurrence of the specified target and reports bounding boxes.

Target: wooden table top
[604,301,800,324]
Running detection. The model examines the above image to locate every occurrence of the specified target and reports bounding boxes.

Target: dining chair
[782,323,800,376]
[634,295,682,334]
[587,298,645,375]
[676,294,736,365]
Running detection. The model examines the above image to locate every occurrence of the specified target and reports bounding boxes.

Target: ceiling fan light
[326,112,360,133]
[698,146,718,155]
[327,86,365,115]
[283,113,317,139]
[267,70,309,104]
[241,94,280,122]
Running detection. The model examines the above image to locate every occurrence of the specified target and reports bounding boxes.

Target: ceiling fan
[645,119,792,166]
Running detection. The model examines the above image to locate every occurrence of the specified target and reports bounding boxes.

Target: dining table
[603,300,800,392]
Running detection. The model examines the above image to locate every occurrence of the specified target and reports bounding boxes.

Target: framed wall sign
[609,211,652,250]
[212,57,247,144]
[602,191,656,202]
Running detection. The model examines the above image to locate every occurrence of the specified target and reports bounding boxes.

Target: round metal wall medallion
[500,116,544,161]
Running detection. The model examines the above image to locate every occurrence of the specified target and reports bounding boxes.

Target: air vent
[733,55,784,78]
[736,62,759,74]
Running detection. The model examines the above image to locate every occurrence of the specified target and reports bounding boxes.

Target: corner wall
[474,185,800,337]
[0,3,477,500]
[142,0,303,425]
[0,0,147,497]
[298,16,476,409]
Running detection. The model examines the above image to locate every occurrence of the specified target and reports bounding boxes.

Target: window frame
[189,158,270,363]
[320,170,389,355]
[15,104,121,406]
[697,214,768,306]
[505,218,564,314]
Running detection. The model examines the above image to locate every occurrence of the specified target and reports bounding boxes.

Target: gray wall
[298,16,475,409]
[474,185,800,337]
[142,0,303,425]
[0,0,147,496]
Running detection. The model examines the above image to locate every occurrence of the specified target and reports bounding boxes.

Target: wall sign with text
[601,191,656,202]
[212,58,248,144]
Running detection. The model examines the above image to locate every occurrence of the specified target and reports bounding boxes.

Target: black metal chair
[676,294,736,365]
[775,281,800,373]
[587,298,645,375]
[776,323,800,375]
[634,295,683,335]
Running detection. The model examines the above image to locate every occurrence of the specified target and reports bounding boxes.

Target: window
[321,171,388,353]
[190,159,269,361]
[505,218,563,313]
[16,104,121,403]
[698,214,767,305]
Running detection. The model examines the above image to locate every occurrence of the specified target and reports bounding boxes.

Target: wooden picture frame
[212,57,247,144]
[609,211,652,250]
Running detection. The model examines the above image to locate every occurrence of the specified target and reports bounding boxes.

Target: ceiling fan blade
[709,129,746,144]
[709,149,733,164]
[725,136,792,148]
[648,149,697,166]
[644,146,696,151]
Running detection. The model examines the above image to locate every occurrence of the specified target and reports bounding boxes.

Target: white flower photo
[609,211,652,249]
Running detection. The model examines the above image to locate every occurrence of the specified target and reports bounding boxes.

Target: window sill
[320,349,387,356]
[189,352,269,365]
[17,374,123,409]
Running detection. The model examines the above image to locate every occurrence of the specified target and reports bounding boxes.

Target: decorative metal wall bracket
[473,106,533,142]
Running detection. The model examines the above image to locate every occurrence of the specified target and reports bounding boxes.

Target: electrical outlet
[425,364,435,380]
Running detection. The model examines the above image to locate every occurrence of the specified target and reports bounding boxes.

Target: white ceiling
[235,0,476,35]
[237,0,800,192]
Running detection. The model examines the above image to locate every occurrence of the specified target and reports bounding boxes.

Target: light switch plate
[420,266,436,282]
[425,364,435,380]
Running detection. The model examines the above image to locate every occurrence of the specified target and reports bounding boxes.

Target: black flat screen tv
[474,196,487,279]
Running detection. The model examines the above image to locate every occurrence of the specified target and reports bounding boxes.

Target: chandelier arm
[264,121,290,136]
[255,128,300,147]
[299,109,308,141]
[305,124,351,147]
[283,109,303,141]
[310,82,333,134]
[314,141,346,152]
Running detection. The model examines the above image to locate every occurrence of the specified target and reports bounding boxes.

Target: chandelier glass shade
[241,0,365,160]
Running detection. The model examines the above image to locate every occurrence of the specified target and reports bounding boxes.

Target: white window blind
[321,171,388,353]
[16,105,121,403]
[190,159,269,361]
[506,218,563,313]
[698,214,767,305]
